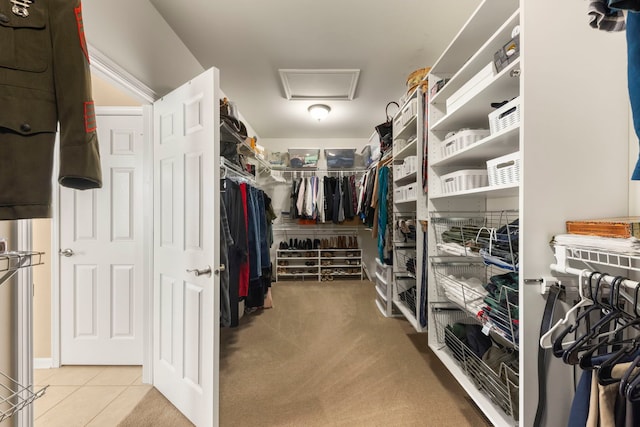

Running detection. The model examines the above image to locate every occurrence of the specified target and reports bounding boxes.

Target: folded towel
[553,233,640,253]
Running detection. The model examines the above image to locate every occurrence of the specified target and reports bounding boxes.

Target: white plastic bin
[403,155,418,176]
[393,187,405,202]
[439,129,490,159]
[403,184,417,201]
[440,169,488,194]
[488,97,521,134]
[487,151,520,186]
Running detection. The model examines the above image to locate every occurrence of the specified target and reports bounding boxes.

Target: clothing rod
[272,169,368,176]
[550,263,640,295]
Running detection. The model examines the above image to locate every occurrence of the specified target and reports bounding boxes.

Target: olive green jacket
[0,0,102,220]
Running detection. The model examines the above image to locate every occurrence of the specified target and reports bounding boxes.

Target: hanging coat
[0,0,102,220]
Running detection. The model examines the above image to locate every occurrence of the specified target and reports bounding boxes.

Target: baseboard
[34,358,53,369]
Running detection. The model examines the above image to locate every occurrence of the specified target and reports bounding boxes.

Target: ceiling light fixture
[308,104,331,121]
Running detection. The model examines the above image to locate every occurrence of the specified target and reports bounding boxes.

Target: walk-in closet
[3,0,640,426]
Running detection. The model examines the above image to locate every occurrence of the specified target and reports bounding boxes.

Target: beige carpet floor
[120,280,491,426]
[220,280,490,427]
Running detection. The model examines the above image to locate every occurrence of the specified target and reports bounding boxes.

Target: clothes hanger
[578,276,640,373]
[613,279,640,397]
[540,269,593,349]
[550,271,606,357]
[561,275,626,365]
[598,283,640,388]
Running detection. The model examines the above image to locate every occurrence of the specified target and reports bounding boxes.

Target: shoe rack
[275,235,363,282]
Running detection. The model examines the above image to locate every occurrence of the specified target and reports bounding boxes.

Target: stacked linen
[552,234,640,253]
[440,274,487,317]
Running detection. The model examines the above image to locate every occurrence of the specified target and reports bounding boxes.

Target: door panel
[153,67,220,427]
[60,109,144,365]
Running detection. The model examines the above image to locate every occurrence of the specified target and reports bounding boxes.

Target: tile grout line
[34,385,82,421]
[84,384,146,426]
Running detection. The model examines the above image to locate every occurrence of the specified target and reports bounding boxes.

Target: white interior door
[60,107,144,365]
[153,68,220,427]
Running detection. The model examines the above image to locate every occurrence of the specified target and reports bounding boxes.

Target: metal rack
[0,372,48,422]
[431,304,519,420]
[432,260,519,348]
[0,251,47,422]
[430,210,519,271]
[0,251,44,287]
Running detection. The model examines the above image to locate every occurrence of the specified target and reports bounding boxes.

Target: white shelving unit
[275,248,363,282]
[374,258,397,317]
[391,86,427,333]
[424,1,630,426]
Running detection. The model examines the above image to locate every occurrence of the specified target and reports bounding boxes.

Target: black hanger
[615,279,640,400]
[577,276,628,370]
[581,277,640,378]
[562,274,626,365]
[552,271,607,359]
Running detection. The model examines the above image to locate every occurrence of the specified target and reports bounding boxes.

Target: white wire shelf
[0,251,45,286]
[553,244,640,272]
[0,371,48,422]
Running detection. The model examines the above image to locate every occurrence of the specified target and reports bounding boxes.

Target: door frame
[50,47,157,385]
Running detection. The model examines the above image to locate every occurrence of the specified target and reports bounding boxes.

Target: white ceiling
[84,0,480,139]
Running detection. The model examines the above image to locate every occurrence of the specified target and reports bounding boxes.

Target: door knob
[215,264,226,275]
[186,266,212,277]
[59,248,74,257]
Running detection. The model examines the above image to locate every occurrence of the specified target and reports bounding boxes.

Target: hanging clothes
[350,175,358,218]
[219,195,234,328]
[223,179,248,327]
[377,166,389,262]
[316,176,325,222]
[296,177,306,217]
[0,0,103,220]
[337,178,345,223]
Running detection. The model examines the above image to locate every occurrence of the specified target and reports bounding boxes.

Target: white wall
[83,0,204,97]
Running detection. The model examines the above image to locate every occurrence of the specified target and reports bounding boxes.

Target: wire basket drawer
[440,169,488,194]
[487,152,520,187]
[439,129,490,160]
[488,97,521,134]
[443,327,519,419]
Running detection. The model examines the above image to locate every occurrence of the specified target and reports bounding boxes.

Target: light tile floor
[34,366,151,427]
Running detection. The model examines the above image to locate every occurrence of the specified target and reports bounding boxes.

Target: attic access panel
[279,69,360,100]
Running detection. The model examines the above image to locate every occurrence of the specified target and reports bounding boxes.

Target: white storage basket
[488,97,521,134]
[487,152,520,187]
[401,98,418,127]
[440,169,488,194]
[403,155,418,176]
[439,129,490,159]
[404,184,417,201]
[394,164,404,178]
[393,187,405,202]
